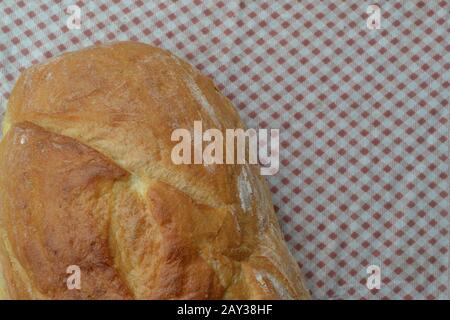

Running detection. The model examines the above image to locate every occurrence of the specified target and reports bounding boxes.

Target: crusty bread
[0,42,309,299]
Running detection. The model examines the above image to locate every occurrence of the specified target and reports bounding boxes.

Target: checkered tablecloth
[0,0,449,299]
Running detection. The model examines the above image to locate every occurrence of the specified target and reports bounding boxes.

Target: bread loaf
[0,42,309,299]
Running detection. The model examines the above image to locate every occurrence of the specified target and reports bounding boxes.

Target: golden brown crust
[0,41,310,299]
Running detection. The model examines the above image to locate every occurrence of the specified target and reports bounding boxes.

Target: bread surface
[0,42,309,299]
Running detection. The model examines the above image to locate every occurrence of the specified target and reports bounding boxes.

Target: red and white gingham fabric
[0,0,449,299]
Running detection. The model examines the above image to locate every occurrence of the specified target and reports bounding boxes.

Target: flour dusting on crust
[237,165,253,212]
[185,76,220,126]
[255,270,292,299]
